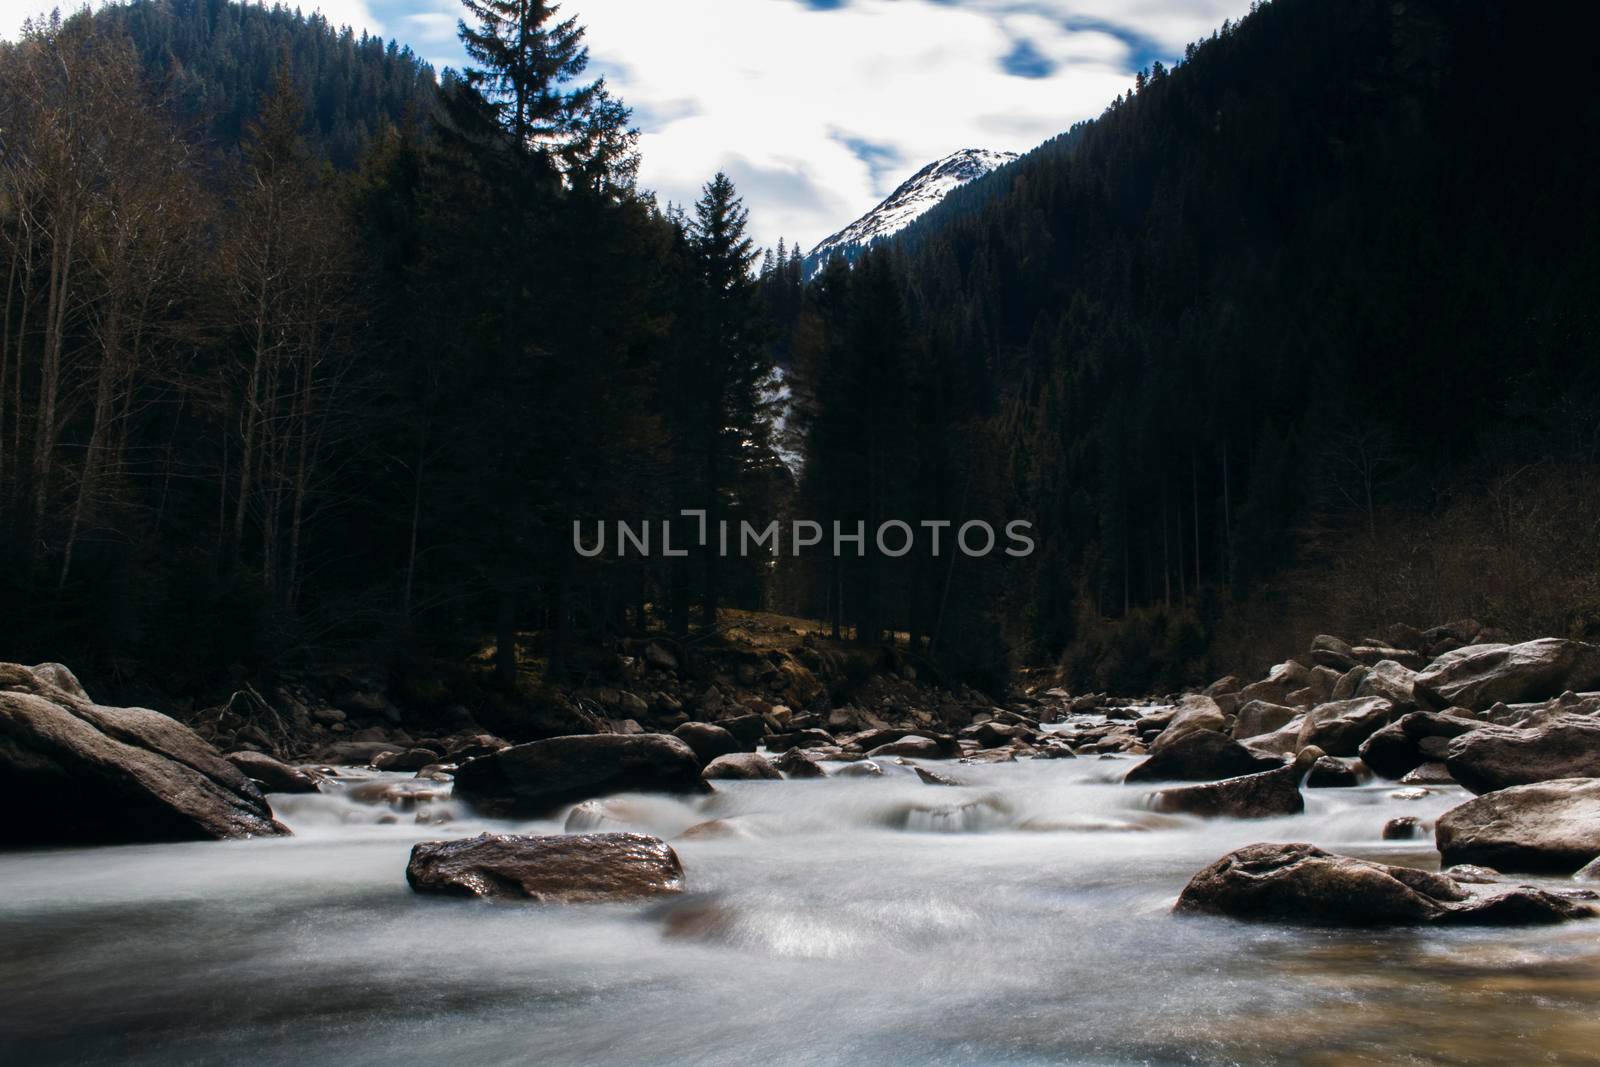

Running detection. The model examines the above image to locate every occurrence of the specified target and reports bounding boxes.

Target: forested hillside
[795,0,1600,689]
[91,0,438,168]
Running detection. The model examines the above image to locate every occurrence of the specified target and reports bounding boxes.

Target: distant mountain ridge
[802,148,1017,279]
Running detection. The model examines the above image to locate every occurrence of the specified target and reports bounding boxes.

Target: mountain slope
[802,148,1016,279]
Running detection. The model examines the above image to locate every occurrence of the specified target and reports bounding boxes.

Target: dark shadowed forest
[1,0,1596,708]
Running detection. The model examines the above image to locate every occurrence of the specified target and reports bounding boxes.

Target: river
[3,742,1598,1065]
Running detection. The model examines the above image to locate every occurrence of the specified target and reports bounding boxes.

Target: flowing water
[3,743,1599,1066]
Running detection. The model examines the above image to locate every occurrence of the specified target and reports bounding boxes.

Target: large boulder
[1241,715,1307,759]
[1236,661,1313,708]
[1232,700,1299,740]
[406,832,684,902]
[1443,714,1600,794]
[453,733,707,818]
[225,751,323,794]
[0,662,288,846]
[1295,698,1397,757]
[1175,842,1592,926]
[1358,711,1481,779]
[1414,639,1600,711]
[1354,660,1420,710]
[701,752,782,781]
[1435,778,1600,873]
[1152,747,1323,819]
[867,734,949,760]
[1124,729,1280,783]
[672,722,742,765]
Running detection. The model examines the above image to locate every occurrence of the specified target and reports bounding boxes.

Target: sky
[1,0,1255,250]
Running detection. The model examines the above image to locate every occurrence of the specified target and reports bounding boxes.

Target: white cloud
[2,0,1256,250]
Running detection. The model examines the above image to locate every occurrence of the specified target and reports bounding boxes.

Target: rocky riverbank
[5,616,1600,930]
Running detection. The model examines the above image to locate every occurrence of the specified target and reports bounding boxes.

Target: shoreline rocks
[1443,715,1600,794]
[0,662,289,846]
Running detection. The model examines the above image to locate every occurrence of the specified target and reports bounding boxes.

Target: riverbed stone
[1295,698,1397,757]
[1414,638,1600,711]
[702,752,781,781]
[1124,728,1280,783]
[771,748,827,778]
[406,832,685,903]
[1435,778,1600,873]
[672,722,742,765]
[1175,842,1593,926]
[1152,747,1323,819]
[1443,714,1600,794]
[1358,711,1482,779]
[1232,700,1300,740]
[453,733,707,818]
[0,662,288,845]
[225,750,323,794]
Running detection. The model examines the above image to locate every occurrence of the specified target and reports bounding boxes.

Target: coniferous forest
[1,0,1596,707]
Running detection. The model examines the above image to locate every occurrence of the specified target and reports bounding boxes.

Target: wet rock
[1152,748,1323,819]
[372,747,443,772]
[1232,700,1300,740]
[1443,714,1600,794]
[672,722,742,765]
[1383,816,1424,840]
[345,779,448,811]
[1400,761,1457,785]
[1358,711,1482,779]
[915,766,960,786]
[1124,728,1280,784]
[1415,638,1600,711]
[0,663,288,846]
[313,740,406,765]
[701,752,781,781]
[835,759,884,778]
[1577,856,1600,882]
[771,748,827,779]
[1296,698,1397,757]
[453,733,707,818]
[867,735,948,760]
[1436,778,1600,873]
[1175,842,1592,926]
[765,728,837,752]
[225,751,323,794]
[676,818,751,841]
[1306,755,1368,788]
[406,832,685,903]
[1443,864,1500,883]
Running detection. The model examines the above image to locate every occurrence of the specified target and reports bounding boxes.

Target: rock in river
[1414,638,1600,711]
[453,733,707,818]
[1124,728,1280,784]
[672,722,742,765]
[1152,747,1323,819]
[1435,778,1600,873]
[701,752,782,781]
[1175,842,1593,926]
[1443,714,1600,794]
[0,662,289,846]
[406,832,685,902]
[225,750,323,794]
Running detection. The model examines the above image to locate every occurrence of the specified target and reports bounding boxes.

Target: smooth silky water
[4,742,1599,1066]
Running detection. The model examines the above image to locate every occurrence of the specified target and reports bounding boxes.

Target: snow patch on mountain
[802,148,1018,280]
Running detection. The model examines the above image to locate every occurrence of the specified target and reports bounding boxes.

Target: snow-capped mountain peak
[802,148,1018,279]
